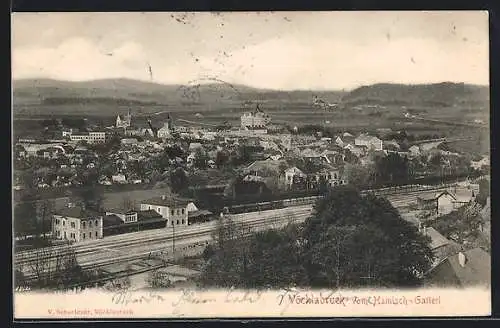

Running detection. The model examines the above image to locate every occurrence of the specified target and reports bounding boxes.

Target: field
[12,79,490,155]
[14,186,175,211]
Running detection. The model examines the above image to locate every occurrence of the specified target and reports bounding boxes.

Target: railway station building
[140,196,191,227]
[102,209,165,236]
[51,205,104,243]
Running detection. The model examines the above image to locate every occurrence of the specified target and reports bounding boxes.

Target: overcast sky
[11,11,489,90]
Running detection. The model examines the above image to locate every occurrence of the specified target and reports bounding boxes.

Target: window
[171,221,174,226]
[82,222,86,229]
[171,209,174,216]
[83,233,86,239]
[63,221,66,226]
[89,221,92,228]
[64,231,67,239]
[57,230,60,237]
[55,219,60,225]
[177,220,179,225]
[95,220,98,226]
[95,231,98,238]
[71,222,75,228]
[181,209,185,214]
[177,209,180,215]
[182,219,185,224]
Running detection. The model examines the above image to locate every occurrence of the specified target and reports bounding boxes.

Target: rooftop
[356,134,381,142]
[141,196,192,208]
[54,206,101,219]
[426,247,491,288]
[423,227,451,250]
[103,210,164,228]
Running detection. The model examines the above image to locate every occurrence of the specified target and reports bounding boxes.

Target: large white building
[240,105,271,130]
[69,131,108,144]
[52,205,104,243]
[140,196,190,227]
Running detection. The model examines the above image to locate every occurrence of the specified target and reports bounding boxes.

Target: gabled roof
[423,227,451,250]
[137,209,164,221]
[453,190,474,203]
[426,248,491,287]
[284,166,305,175]
[300,148,322,158]
[244,159,287,174]
[54,206,101,219]
[419,190,457,201]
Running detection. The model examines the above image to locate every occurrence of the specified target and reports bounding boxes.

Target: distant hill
[13,78,345,115]
[341,82,489,108]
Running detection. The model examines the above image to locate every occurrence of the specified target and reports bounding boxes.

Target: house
[188,209,214,224]
[112,174,127,184]
[188,142,203,152]
[284,167,306,189]
[383,140,401,151]
[299,148,322,159]
[344,144,365,157]
[354,134,383,151]
[140,196,191,227]
[424,248,491,288]
[420,226,461,264]
[409,145,421,157]
[471,155,490,170]
[51,205,103,243]
[244,159,287,178]
[121,138,139,145]
[452,189,474,208]
[417,190,472,216]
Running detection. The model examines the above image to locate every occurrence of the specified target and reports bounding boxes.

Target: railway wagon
[225,199,286,214]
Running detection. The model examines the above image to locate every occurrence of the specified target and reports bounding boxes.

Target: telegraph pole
[172,221,175,262]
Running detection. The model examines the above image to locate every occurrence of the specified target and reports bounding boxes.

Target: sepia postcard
[11,11,491,319]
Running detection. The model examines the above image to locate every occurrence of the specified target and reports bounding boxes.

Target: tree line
[200,186,434,289]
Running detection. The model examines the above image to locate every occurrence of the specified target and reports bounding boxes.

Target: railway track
[19,208,313,281]
[15,184,458,265]
[15,205,312,264]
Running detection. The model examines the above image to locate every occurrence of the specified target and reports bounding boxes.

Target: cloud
[195,35,488,89]
[12,37,151,81]
[12,33,488,90]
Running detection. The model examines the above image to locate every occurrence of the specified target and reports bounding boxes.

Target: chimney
[458,252,467,267]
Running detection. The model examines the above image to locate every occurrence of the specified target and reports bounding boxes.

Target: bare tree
[35,199,54,240]
[25,243,87,290]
